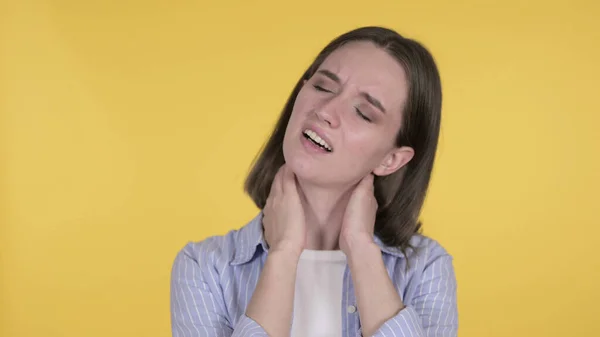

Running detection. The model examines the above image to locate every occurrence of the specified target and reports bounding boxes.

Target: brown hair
[244,26,442,254]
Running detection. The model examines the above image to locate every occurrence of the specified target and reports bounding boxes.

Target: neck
[296,179,353,251]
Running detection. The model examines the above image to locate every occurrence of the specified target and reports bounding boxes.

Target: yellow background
[1,0,599,336]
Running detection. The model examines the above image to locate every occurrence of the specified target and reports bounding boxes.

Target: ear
[372,146,414,177]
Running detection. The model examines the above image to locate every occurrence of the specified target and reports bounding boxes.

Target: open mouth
[303,129,333,152]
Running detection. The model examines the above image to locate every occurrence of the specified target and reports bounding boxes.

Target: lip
[302,123,334,151]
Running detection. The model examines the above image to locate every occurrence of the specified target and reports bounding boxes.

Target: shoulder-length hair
[244,26,442,253]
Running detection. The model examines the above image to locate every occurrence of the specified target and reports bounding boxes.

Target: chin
[285,154,346,188]
[282,136,346,186]
[283,148,310,176]
[283,149,318,181]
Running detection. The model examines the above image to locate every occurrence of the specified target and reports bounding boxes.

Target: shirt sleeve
[170,243,269,337]
[372,252,458,337]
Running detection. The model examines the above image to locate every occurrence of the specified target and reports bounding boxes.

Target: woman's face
[283,41,414,187]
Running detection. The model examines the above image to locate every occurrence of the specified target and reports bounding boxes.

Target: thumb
[358,173,375,190]
[282,165,298,193]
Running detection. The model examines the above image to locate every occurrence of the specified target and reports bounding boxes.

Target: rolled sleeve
[372,306,425,337]
[371,253,458,337]
[231,315,269,337]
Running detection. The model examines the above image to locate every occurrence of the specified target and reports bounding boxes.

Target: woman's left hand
[339,173,378,256]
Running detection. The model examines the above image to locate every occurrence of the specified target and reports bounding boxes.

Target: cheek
[344,132,385,162]
[292,90,314,115]
[288,97,310,126]
[289,97,309,123]
[344,126,398,167]
[284,91,311,142]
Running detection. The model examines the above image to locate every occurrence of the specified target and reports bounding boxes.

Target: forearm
[245,249,300,337]
[347,239,405,336]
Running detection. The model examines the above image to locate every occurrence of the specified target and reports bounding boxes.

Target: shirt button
[347,305,357,313]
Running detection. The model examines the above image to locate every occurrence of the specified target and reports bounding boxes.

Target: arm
[170,243,269,337]
[348,240,458,337]
[346,239,405,336]
[244,163,306,337]
[245,249,301,337]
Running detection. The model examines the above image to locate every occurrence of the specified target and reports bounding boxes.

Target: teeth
[303,129,332,151]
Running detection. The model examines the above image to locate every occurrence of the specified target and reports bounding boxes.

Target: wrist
[343,233,378,259]
[268,246,303,263]
[267,237,304,258]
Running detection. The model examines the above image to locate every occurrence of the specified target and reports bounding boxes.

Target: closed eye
[355,107,372,122]
[313,85,333,93]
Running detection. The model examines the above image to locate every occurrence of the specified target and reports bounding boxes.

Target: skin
[246,41,416,337]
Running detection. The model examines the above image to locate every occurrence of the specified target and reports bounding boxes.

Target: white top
[290,249,347,337]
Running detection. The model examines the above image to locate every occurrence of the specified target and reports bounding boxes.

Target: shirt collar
[230,212,268,266]
[230,212,407,265]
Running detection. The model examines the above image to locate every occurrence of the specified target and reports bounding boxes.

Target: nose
[314,99,342,128]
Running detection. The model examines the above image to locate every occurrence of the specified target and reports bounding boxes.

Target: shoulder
[407,234,453,263]
[386,233,455,280]
[172,213,264,272]
[175,233,234,269]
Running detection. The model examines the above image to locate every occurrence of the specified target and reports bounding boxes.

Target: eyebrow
[316,69,387,114]
[362,92,386,114]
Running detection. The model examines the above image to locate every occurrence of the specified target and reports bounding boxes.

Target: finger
[270,164,285,197]
[358,173,375,190]
[264,193,273,209]
[281,165,298,194]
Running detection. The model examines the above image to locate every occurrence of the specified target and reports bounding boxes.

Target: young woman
[171,26,458,337]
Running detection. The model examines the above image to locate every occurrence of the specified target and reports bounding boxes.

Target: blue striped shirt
[170,213,458,336]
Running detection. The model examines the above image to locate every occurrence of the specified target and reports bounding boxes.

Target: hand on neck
[296,178,354,251]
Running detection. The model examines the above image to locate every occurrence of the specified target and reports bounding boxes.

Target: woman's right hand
[262,164,306,257]
[246,164,306,336]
